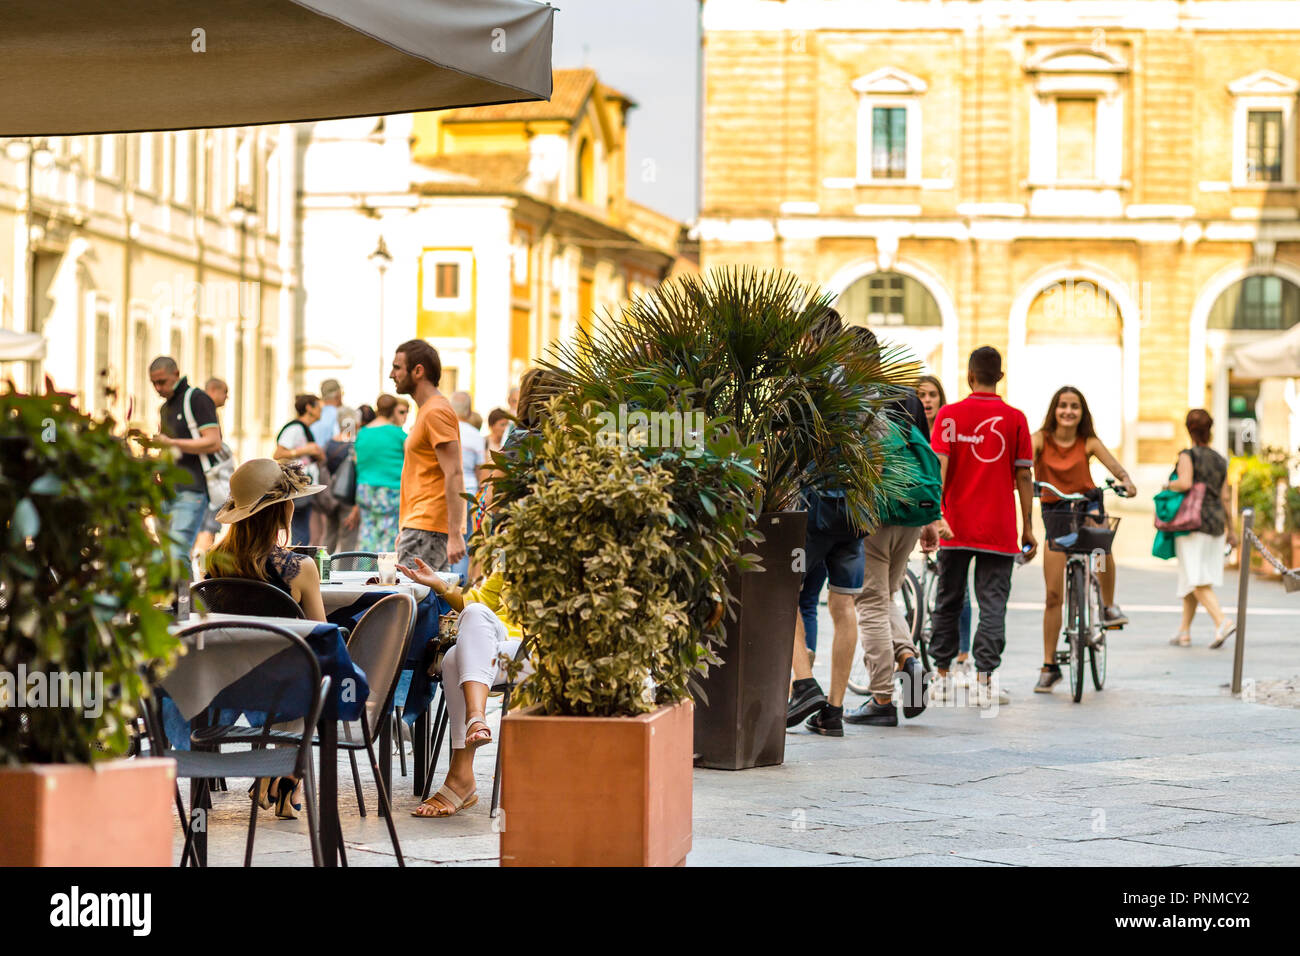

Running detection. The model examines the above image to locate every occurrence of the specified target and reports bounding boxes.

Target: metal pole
[377,263,386,394]
[1231,508,1252,696]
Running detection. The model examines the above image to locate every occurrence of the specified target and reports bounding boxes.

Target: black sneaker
[787,679,828,728]
[843,697,898,726]
[805,704,844,737]
[899,655,929,719]
[1103,604,1128,628]
[1034,667,1062,693]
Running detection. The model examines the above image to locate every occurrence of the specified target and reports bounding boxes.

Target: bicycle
[1034,477,1130,702]
[847,558,929,696]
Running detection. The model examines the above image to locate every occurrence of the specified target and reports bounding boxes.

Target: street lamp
[5,137,55,391]
[369,234,392,393]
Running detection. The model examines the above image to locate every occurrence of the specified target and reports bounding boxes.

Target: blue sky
[549,0,700,222]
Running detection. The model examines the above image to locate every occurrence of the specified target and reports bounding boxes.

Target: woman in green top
[348,394,409,552]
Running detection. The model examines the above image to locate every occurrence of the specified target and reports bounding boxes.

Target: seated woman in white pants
[397,556,524,818]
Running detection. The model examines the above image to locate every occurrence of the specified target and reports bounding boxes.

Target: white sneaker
[931,675,954,703]
[976,679,1010,708]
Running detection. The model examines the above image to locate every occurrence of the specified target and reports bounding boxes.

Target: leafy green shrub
[1233,452,1289,529]
[543,266,920,531]
[0,388,183,764]
[480,401,755,716]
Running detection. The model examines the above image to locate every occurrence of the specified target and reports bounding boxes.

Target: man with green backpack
[843,378,943,727]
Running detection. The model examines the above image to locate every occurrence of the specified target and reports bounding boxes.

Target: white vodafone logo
[970,416,1007,463]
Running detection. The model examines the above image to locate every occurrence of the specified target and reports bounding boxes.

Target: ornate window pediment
[851,67,927,96]
[1228,70,1300,98]
[1025,47,1128,75]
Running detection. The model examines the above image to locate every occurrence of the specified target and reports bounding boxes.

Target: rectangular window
[172,133,192,204]
[96,135,119,179]
[202,334,216,383]
[136,134,157,193]
[1246,110,1283,183]
[871,107,908,179]
[94,311,112,413]
[1056,98,1097,181]
[260,346,274,431]
[133,318,151,421]
[435,263,460,300]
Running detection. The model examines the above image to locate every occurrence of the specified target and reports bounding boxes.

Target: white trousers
[440,603,525,750]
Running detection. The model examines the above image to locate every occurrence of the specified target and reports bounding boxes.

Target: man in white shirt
[449,391,485,583]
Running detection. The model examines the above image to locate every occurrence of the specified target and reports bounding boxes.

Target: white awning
[1232,323,1300,379]
[0,329,47,362]
[0,0,554,135]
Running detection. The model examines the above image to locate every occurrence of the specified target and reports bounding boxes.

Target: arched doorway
[831,264,953,382]
[1205,272,1300,455]
[1008,267,1140,465]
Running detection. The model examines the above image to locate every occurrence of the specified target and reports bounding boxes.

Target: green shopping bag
[1152,470,1186,560]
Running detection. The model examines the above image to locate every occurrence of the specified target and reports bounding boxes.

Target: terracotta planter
[692,510,807,770]
[0,758,175,866]
[499,699,693,867]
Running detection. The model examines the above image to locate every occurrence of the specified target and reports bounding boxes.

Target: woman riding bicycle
[1032,386,1136,693]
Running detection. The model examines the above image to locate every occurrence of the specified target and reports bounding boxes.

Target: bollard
[1231,509,1252,697]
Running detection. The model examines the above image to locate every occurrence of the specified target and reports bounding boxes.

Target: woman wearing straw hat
[205,458,328,819]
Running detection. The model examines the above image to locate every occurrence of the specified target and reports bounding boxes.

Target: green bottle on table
[317,548,331,583]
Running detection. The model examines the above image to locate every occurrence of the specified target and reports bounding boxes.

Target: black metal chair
[191,577,305,619]
[423,630,530,816]
[140,621,329,867]
[330,551,379,573]
[200,594,416,865]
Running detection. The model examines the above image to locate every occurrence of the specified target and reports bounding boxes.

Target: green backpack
[879,418,943,527]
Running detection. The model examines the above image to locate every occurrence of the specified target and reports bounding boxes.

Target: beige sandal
[465,714,492,750]
[1170,631,1191,647]
[411,782,478,818]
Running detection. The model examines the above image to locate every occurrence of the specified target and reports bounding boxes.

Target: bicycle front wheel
[1067,562,1087,702]
[1089,577,1107,690]
[900,567,927,669]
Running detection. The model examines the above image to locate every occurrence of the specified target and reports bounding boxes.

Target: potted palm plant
[484,399,757,865]
[541,267,916,768]
[0,386,182,865]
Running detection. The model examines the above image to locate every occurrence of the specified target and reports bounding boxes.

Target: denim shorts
[803,528,865,594]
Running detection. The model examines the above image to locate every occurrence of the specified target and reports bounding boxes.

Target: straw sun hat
[214,458,325,525]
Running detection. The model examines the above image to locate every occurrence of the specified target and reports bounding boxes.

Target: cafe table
[166,612,369,867]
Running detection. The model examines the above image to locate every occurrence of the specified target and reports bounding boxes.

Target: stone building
[0,128,296,461]
[298,68,689,412]
[698,0,1300,477]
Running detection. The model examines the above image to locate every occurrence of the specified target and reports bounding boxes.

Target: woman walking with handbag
[1165,409,1238,647]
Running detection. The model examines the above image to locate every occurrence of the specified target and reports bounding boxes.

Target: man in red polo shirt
[929,346,1037,707]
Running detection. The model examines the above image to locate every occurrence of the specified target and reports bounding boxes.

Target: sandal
[1169,631,1191,647]
[465,714,492,751]
[411,782,478,818]
[1209,622,1236,650]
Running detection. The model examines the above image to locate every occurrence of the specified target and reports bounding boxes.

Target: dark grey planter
[692,510,807,770]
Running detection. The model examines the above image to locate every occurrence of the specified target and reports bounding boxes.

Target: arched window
[1208,274,1300,331]
[837,271,940,327]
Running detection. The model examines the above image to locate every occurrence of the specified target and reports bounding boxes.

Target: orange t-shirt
[399,394,462,533]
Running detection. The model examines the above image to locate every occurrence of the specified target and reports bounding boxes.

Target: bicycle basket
[1048,500,1121,554]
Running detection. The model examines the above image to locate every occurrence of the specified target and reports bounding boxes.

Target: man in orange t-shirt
[391,339,465,572]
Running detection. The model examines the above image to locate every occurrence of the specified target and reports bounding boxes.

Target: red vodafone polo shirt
[930,391,1033,556]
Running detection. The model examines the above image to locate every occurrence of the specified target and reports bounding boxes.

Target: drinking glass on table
[377,551,398,585]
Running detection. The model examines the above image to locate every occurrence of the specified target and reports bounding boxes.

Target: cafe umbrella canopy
[0,0,555,136]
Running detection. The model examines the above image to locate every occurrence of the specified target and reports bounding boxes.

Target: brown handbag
[1155,480,1206,533]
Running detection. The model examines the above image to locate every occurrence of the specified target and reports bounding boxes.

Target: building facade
[0,127,297,460]
[699,0,1300,478]
[299,69,688,413]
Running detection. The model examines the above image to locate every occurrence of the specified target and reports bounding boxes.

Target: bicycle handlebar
[1034,476,1132,502]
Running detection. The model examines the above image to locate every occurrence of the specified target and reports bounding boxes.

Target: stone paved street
[176,561,1300,866]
